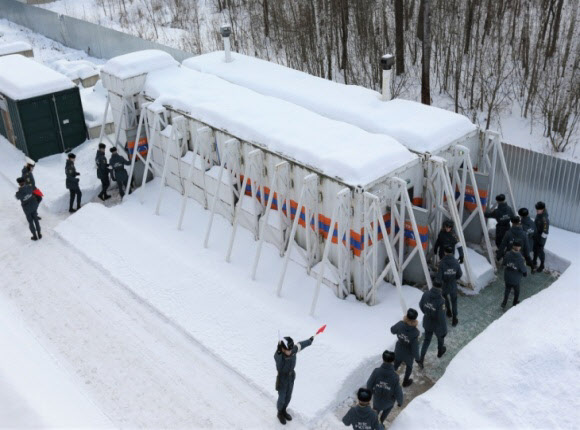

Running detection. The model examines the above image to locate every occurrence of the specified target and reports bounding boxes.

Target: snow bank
[183,52,477,153]
[0,55,75,100]
[81,81,112,128]
[101,49,178,79]
[460,247,495,293]
[391,230,580,429]
[145,66,417,185]
[0,136,104,214]
[0,294,111,427]
[0,41,32,55]
[55,181,423,423]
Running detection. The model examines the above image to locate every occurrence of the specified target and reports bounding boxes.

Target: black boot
[446,308,452,318]
[501,301,507,308]
[38,233,42,239]
[104,194,112,200]
[402,378,413,387]
[99,193,105,201]
[277,411,287,425]
[437,346,447,358]
[513,300,520,306]
[537,264,544,273]
[69,208,76,213]
[282,409,292,421]
[452,317,458,327]
[416,358,424,369]
[31,235,38,241]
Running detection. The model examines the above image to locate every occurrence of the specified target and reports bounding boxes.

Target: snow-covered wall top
[184,52,478,153]
[0,55,75,100]
[0,41,32,56]
[101,50,178,80]
[144,66,418,186]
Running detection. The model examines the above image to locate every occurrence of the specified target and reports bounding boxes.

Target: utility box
[0,55,87,161]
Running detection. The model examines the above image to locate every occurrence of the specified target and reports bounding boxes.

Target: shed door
[18,96,64,160]
[53,88,87,151]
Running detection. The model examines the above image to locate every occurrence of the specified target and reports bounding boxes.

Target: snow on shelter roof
[101,50,178,80]
[0,41,32,56]
[144,66,417,186]
[0,55,75,100]
[183,52,478,153]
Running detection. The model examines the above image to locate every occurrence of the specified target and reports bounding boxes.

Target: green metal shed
[0,55,87,161]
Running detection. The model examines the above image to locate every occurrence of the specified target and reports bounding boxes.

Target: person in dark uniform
[274,335,314,425]
[485,194,515,248]
[437,245,462,327]
[501,241,528,308]
[519,208,536,252]
[109,147,131,199]
[342,388,384,430]
[497,216,532,265]
[532,201,550,274]
[65,153,82,213]
[390,309,420,387]
[96,143,111,201]
[22,159,42,219]
[15,177,41,240]
[366,350,403,424]
[433,219,464,263]
[417,281,448,368]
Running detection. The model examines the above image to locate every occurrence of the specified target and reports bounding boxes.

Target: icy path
[0,176,277,429]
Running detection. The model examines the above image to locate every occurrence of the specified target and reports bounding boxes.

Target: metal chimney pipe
[380,54,395,101]
[220,24,233,63]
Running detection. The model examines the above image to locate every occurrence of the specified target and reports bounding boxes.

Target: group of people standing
[15,144,132,239]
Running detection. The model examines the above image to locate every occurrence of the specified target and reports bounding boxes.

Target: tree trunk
[421,0,431,104]
[263,0,269,38]
[395,0,405,74]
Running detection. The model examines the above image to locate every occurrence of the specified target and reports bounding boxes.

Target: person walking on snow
[417,280,448,369]
[15,177,41,240]
[96,143,111,201]
[501,241,528,308]
[366,350,403,424]
[497,216,532,266]
[518,208,536,252]
[22,159,42,219]
[437,245,462,327]
[274,335,314,425]
[485,193,515,248]
[65,153,82,213]
[109,147,131,199]
[532,201,550,274]
[390,308,420,387]
[433,219,464,264]
[342,388,384,430]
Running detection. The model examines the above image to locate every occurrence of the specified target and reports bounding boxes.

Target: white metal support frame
[177,126,213,230]
[310,187,351,316]
[98,93,138,151]
[383,178,433,290]
[425,156,475,287]
[251,161,289,280]
[481,130,517,210]
[203,138,242,248]
[360,191,408,313]
[138,104,169,204]
[225,149,264,262]
[277,173,318,297]
[155,115,187,215]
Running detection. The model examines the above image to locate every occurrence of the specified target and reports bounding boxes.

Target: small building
[0,55,87,161]
[0,41,34,58]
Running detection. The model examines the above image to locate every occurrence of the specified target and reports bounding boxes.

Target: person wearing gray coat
[390,309,420,387]
[109,147,131,198]
[342,388,384,430]
[485,194,515,247]
[497,217,532,265]
[417,282,448,367]
[437,246,463,327]
[366,350,403,424]
[532,202,550,273]
[65,153,82,213]
[15,177,41,240]
[274,335,313,425]
[501,241,528,308]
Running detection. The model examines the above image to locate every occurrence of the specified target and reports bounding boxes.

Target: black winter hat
[110,147,117,153]
[512,240,522,248]
[280,336,294,350]
[16,177,25,184]
[406,308,418,320]
[518,208,529,217]
[357,388,372,403]
[511,216,521,225]
[496,194,506,202]
[382,350,395,363]
[67,153,76,159]
[444,245,454,254]
[535,201,546,210]
[443,219,454,228]
[98,143,106,149]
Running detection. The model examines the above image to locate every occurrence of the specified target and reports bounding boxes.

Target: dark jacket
[274,338,313,386]
[521,216,536,246]
[433,229,464,259]
[342,405,384,430]
[498,226,532,262]
[366,363,403,411]
[437,255,463,296]
[390,319,420,363]
[15,185,39,214]
[21,166,35,188]
[534,211,550,246]
[503,250,527,285]
[109,153,131,182]
[419,288,448,337]
[65,160,80,190]
[95,150,110,179]
[485,202,515,227]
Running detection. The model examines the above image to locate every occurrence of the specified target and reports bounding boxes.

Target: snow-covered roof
[0,41,32,56]
[52,59,99,81]
[184,52,478,153]
[144,66,418,186]
[101,50,178,80]
[0,55,75,100]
